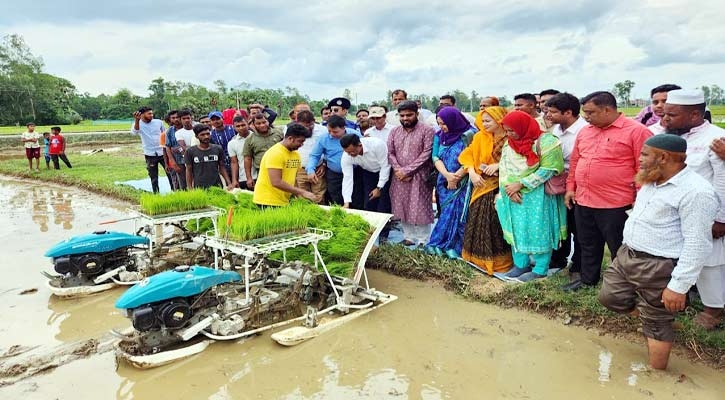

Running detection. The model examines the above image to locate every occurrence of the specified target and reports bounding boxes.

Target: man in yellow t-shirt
[253,124,318,206]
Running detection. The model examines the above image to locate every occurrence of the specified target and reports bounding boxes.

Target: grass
[0,149,146,201]
[0,121,130,135]
[368,244,725,368]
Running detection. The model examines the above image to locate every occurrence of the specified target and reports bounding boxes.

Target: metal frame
[128,207,223,253]
[198,228,338,305]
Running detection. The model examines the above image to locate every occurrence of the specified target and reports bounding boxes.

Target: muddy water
[0,177,723,400]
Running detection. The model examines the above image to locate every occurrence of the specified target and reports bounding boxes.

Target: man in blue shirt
[306,115,360,205]
[328,97,360,132]
[208,111,237,180]
[132,106,167,193]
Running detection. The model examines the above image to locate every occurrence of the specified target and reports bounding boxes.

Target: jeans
[144,154,167,193]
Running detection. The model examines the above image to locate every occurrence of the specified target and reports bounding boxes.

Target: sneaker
[503,266,532,278]
[445,249,460,259]
[516,271,546,283]
[561,279,587,292]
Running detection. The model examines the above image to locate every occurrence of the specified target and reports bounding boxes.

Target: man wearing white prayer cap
[663,88,725,330]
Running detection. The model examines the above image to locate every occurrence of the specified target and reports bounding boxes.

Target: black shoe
[562,279,586,292]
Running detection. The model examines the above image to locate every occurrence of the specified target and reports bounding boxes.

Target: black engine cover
[131,306,158,331]
[130,299,192,332]
[158,300,192,329]
[75,254,104,275]
[53,256,74,275]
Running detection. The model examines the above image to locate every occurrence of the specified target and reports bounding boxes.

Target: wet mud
[0,176,724,399]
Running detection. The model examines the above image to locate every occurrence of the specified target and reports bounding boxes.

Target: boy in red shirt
[49,126,72,169]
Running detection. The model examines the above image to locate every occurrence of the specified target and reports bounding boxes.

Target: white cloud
[2,0,724,104]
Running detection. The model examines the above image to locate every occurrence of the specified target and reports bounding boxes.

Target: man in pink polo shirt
[563,91,652,291]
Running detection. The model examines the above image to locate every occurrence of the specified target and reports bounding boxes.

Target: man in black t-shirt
[184,125,231,190]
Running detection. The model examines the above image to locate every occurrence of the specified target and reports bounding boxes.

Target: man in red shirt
[48,126,72,169]
[563,91,652,291]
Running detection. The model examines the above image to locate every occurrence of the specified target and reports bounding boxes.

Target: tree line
[3,33,722,126]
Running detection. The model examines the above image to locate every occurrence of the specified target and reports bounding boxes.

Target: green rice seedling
[139,190,209,215]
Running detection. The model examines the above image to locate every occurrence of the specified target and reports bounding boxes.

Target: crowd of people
[130,86,724,370]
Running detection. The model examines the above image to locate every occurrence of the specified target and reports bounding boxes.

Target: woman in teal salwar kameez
[496,110,567,282]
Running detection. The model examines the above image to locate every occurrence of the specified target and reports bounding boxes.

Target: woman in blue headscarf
[425,107,476,258]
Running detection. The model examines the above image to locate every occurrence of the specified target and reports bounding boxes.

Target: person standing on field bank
[356,109,370,133]
[458,106,512,274]
[228,115,253,190]
[184,124,231,190]
[208,111,237,179]
[387,100,436,246]
[339,133,391,214]
[662,89,725,330]
[320,106,331,126]
[306,115,361,205]
[242,113,284,190]
[598,134,719,370]
[42,132,51,170]
[386,89,407,126]
[538,89,561,130]
[563,91,652,292]
[641,84,682,135]
[20,122,41,172]
[48,126,72,169]
[166,109,194,190]
[545,93,587,282]
[426,95,475,127]
[514,93,547,132]
[253,123,317,207]
[131,106,168,193]
[294,110,328,203]
[365,105,393,143]
[247,103,278,127]
[162,110,183,190]
[634,84,682,129]
[328,97,360,132]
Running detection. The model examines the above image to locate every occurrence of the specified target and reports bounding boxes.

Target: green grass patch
[0,121,130,135]
[367,244,724,367]
[0,150,147,202]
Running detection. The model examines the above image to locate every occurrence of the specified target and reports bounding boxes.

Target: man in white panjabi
[662,89,725,329]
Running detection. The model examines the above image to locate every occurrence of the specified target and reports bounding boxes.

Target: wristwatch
[376,187,383,191]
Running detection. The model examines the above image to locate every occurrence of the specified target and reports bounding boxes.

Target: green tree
[612,80,636,106]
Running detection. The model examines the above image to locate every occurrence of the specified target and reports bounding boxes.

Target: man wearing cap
[564,91,652,291]
[599,134,718,370]
[387,100,436,246]
[365,105,393,143]
[208,111,237,180]
[662,89,725,329]
[328,97,359,131]
[386,89,407,126]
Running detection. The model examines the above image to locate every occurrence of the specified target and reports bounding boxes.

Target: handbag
[425,169,438,188]
[535,138,567,195]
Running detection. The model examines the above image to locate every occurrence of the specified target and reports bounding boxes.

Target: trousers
[574,205,629,285]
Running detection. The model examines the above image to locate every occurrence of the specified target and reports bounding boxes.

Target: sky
[2,0,724,104]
